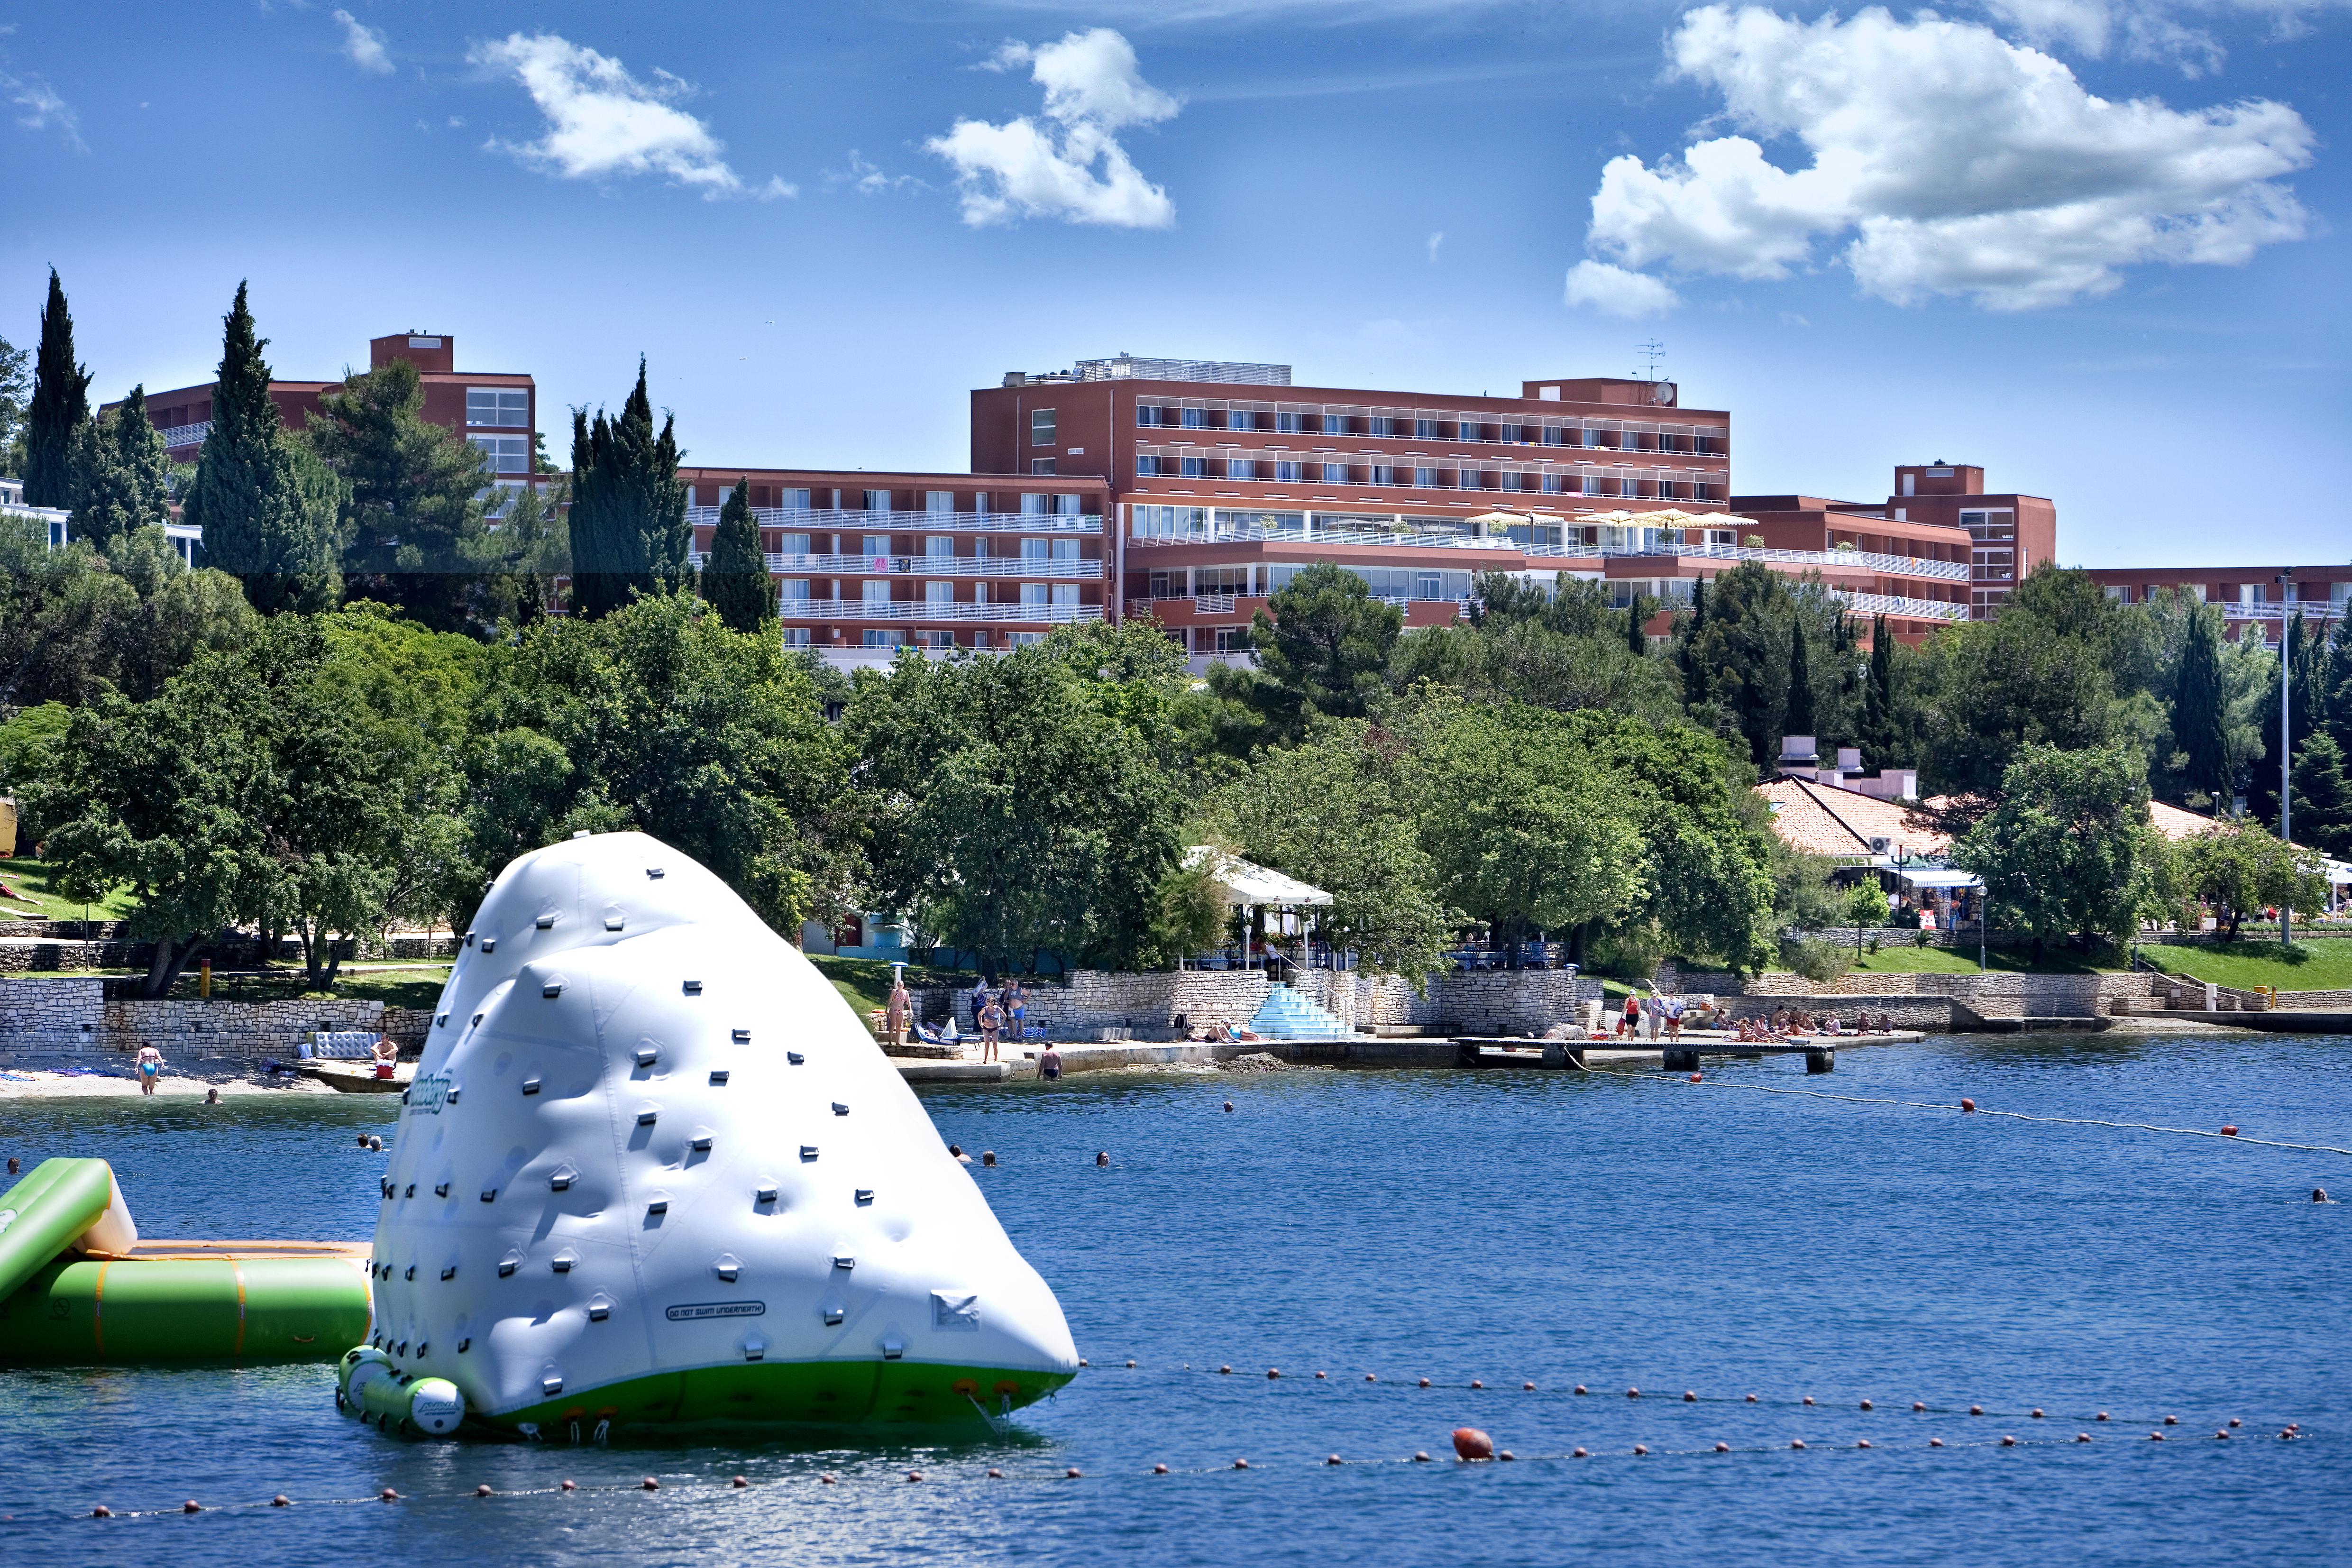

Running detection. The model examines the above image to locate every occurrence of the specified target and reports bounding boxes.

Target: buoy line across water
[1563,1062,2352,1156]
[66,1421,2308,1521]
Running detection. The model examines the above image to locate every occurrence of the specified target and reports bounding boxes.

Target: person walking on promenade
[885,974,911,1050]
[1617,992,1641,1038]
[979,997,1004,1062]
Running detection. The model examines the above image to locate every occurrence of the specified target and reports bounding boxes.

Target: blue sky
[3,0,2345,565]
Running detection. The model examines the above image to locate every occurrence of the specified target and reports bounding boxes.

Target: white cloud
[1578,5,2314,311]
[928,28,1179,228]
[1565,260,1681,318]
[470,32,783,199]
[1426,230,1444,261]
[1977,0,2352,75]
[1,68,81,149]
[332,10,393,75]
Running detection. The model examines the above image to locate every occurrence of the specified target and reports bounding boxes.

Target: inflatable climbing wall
[360,832,1078,1434]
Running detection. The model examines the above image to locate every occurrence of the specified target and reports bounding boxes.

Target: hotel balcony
[1832,591,1969,621]
[686,505,1101,535]
[693,551,1102,579]
[779,598,1102,624]
[158,421,211,450]
[1568,541,1972,581]
[1129,518,1519,551]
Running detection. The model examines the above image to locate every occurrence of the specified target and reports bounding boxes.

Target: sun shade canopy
[1184,847,1334,908]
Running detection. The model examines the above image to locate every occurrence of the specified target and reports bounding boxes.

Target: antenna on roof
[1634,339,1665,382]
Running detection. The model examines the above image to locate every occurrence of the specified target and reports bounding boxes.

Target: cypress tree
[25,267,91,508]
[569,358,689,619]
[180,283,343,613]
[2249,611,2321,829]
[68,385,174,549]
[1863,613,1896,764]
[702,477,774,634]
[1625,593,1650,656]
[2171,606,2229,806]
[1785,617,1815,740]
[1679,577,1709,705]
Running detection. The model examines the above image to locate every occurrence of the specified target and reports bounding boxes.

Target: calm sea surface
[1,1029,2344,1566]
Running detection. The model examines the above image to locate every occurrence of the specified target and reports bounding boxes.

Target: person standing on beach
[1005,978,1027,1042]
[971,978,995,1032]
[885,975,911,1050]
[135,1044,163,1096]
[979,997,1004,1062]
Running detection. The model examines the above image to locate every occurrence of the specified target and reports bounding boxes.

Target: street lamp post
[2277,570,2293,949]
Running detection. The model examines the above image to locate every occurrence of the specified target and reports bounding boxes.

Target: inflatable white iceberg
[351,831,1079,1436]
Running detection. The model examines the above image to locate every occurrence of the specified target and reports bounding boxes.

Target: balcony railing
[788,552,1100,579]
[1535,541,1972,581]
[2219,599,2344,619]
[778,598,1102,624]
[158,421,211,449]
[687,505,1100,535]
[1831,591,1968,621]
[1129,520,1517,551]
[1127,594,1244,617]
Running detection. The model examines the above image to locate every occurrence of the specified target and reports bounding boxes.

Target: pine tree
[180,283,343,613]
[1784,616,1815,741]
[25,268,92,508]
[1679,577,1708,706]
[1625,592,1651,656]
[1862,613,1898,765]
[2171,605,2229,806]
[568,358,690,619]
[67,385,174,549]
[2289,733,2352,859]
[702,477,774,633]
[2250,611,2324,829]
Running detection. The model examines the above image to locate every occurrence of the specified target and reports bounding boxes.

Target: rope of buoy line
[67,1419,2309,1520]
[1565,1060,2352,1156]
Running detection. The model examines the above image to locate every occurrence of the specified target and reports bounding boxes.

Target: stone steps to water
[1246,987,1364,1042]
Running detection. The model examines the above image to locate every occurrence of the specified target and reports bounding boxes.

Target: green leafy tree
[180,284,345,613]
[568,359,691,620]
[304,357,501,633]
[701,477,774,634]
[2180,816,2330,939]
[482,480,571,623]
[1952,743,2166,960]
[0,513,252,708]
[2169,603,2231,806]
[1213,561,1402,746]
[68,386,174,549]
[23,268,91,508]
[0,330,35,479]
[1394,573,1682,722]
[1674,561,1853,771]
[1208,722,1456,979]
[2288,733,2352,860]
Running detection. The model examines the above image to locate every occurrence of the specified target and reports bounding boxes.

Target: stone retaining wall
[900,967,1602,1039]
[1709,993,1956,1031]
[1656,961,2165,1018]
[0,976,384,1059]
[1292,969,1602,1035]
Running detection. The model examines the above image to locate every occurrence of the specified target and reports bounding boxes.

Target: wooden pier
[1449,1032,1918,1075]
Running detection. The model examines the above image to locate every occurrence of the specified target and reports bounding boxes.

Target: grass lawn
[1842,942,2119,976]
[2146,939,2352,992]
[806,954,972,1020]
[0,857,135,922]
[151,964,457,1009]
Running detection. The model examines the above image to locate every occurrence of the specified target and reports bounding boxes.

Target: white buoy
[352,832,1079,1435]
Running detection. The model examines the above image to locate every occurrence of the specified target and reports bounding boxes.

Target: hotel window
[1051,584,1080,606]
[1051,538,1080,560]
[1019,538,1050,560]
[862,580,893,603]
[1136,455,1163,476]
[1456,419,1482,441]
[1008,631,1046,646]
[780,627,811,647]
[1030,458,1056,475]
[1228,458,1255,480]
[926,490,956,514]
[1371,465,1403,485]
[1276,461,1306,482]
[465,387,529,427]
[780,487,811,510]
[917,630,954,649]
[926,536,955,558]
[1415,466,1442,488]
[1057,493,1082,514]
[1543,425,1572,446]
[1228,410,1256,432]
[1321,462,1346,483]
[1277,412,1306,433]
[468,434,529,475]
[779,579,810,603]
[863,489,891,511]
[1182,408,1209,429]
[778,533,809,556]
[862,534,892,561]
[1415,572,1442,600]
[1020,583,1049,605]
[1031,409,1056,446]
[1322,413,1349,436]
[1415,418,1440,439]
[1136,405,1170,427]
[1021,493,1051,514]
[1369,416,1398,437]
[926,581,955,604]
[862,629,896,647]
[1181,457,1209,478]
[1212,626,1252,653]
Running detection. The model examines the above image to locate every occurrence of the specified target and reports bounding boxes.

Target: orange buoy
[2221,1125,2238,1137]
[1471,1380,1484,1390]
[1689,1073,1702,1083]
[1453,1428,1495,1460]
[91,1506,112,1518]
[1961,1098,1976,1112]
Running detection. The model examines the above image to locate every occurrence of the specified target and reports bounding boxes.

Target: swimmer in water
[948,1144,972,1165]
[2316,1188,2333,1203]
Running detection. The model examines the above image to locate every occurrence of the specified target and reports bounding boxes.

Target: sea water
[0,1029,2343,1565]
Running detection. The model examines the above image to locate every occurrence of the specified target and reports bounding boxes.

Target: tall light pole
[2277,569,2293,948]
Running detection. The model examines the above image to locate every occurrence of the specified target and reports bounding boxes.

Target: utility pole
[2277,570,2293,948]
